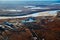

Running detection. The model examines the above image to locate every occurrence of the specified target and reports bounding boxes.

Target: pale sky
[0,0,60,1]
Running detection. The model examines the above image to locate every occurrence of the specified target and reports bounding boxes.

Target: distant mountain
[0,1,59,16]
[0,1,60,9]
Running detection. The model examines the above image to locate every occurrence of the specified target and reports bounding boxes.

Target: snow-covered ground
[0,11,57,19]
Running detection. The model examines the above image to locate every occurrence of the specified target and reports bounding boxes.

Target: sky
[0,0,60,1]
